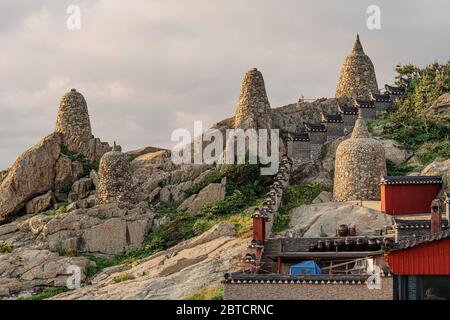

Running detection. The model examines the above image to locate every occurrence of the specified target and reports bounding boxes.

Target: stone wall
[224,277,393,300]
[325,122,344,141]
[287,140,311,163]
[358,107,377,120]
[342,113,357,134]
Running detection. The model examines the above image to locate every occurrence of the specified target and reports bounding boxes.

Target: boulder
[283,201,392,238]
[421,159,450,192]
[125,146,166,159]
[427,92,450,121]
[26,191,56,214]
[89,170,99,189]
[311,191,333,204]
[38,202,154,255]
[184,183,226,215]
[69,178,94,202]
[0,133,61,223]
[376,138,414,165]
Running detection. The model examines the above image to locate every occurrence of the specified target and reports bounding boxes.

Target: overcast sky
[0,0,449,169]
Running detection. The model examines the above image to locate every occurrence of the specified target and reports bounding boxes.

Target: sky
[0,0,449,169]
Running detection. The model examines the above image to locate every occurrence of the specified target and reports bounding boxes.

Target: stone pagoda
[333,117,386,201]
[335,34,379,100]
[234,68,272,130]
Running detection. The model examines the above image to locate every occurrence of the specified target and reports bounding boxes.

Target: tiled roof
[385,84,406,95]
[371,92,391,102]
[321,113,343,123]
[391,229,450,251]
[304,122,327,132]
[356,99,375,108]
[338,105,359,115]
[223,272,392,284]
[380,175,442,185]
[394,218,449,230]
[287,132,310,141]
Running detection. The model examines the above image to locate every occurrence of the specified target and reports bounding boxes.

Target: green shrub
[185,170,225,195]
[386,160,416,176]
[60,144,98,176]
[19,287,67,300]
[186,286,224,300]
[369,62,450,166]
[0,242,14,253]
[113,272,135,283]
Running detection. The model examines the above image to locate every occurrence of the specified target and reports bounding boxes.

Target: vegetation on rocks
[369,61,450,167]
[386,159,415,176]
[186,285,224,300]
[273,182,331,233]
[19,287,68,300]
[60,144,99,176]
[0,241,14,253]
[113,272,136,283]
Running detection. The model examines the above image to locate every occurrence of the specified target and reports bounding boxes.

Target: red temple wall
[386,238,450,275]
[381,184,441,215]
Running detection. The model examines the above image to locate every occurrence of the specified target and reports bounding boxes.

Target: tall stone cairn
[55,89,93,155]
[97,145,136,205]
[234,68,272,130]
[335,34,379,100]
[333,117,386,201]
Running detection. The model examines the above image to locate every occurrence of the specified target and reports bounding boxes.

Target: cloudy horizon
[1,0,449,169]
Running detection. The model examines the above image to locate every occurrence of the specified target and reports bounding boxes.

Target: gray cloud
[0,0,449,169]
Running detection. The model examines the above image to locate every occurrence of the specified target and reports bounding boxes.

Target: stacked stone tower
[335,35,379,100]
[55,89,112,162]
[55,89,93,155]
[333,117,386,201]
[97,144,135,205]
[234,68,272,130]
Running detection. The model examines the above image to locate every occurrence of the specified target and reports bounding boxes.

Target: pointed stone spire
[234,68,272,130]
[351,117,370,138]
[335,34,378,100]
[352,34,364,54]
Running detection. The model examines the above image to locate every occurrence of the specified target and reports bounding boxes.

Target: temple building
[335,34,379,100]
[333,117,386,201]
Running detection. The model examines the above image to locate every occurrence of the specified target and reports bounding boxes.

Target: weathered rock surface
[280,201,392,238]
[0,247,90,296]
[311,191,333,204]
[377,138,414,165]
[125,146,166,159]
[421,159,450,192]
[26,191,56,214]
[0,133,61,223]
[179,183,226,215]
[427,92,450,121]
[35,203,154,255]
[51,223,248,300]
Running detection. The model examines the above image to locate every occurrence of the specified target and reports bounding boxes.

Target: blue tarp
[289,260,322,275]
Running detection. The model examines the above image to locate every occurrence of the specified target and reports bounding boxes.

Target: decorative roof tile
[287,132,310,141]
[304,123,327,132]
[338,105,359,115]
[321,113,343,123]
[380,176,443,185]
[356,99,375,108]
